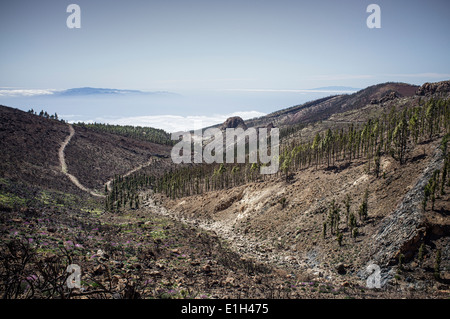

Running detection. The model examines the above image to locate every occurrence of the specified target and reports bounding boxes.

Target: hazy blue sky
[1,0,449,131]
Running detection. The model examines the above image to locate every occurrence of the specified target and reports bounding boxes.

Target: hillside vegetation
[148,94,449,200]
[76,122,174,146]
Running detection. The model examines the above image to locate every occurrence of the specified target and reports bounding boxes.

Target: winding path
[104,157,156,192]
[59,123,158,198]
[59,124,105,198]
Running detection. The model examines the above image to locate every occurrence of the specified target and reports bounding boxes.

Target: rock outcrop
[221,116,248,130]
[370,91,399,104]
[416,80,450,96]
[363,144,445,285]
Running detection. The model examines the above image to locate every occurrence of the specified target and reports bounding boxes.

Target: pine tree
[398,253,405,271]
[430,170,439,210]
[425,99,436,140]
[349,212,357,233]
[327,200,341,234]
[324,128,333,167]
[336,231,343,246]
[312,133,321,169]
[423,182,431,210]
[359,188,369,222]
[344,194,351,227]
[392,109,409,164]
[373,147,381,178]
[434,249,441,280]
[441,157,448,195]
[418,243,425,266]
[352,227,358,239]
[135,194,140,209]
[408,107,419,145]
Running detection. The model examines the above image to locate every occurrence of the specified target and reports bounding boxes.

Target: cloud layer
[0,89,57,97]
[80,111,267,133]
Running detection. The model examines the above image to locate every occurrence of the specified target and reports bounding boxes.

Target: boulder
[221,116,247,130]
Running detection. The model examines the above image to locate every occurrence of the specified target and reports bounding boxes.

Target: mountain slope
[0,105,172,197]
[244,82,419,129]
[64,123,171,191]
[0,105,77,194]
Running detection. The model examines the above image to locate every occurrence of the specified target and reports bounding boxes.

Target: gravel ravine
[143,193,339,283]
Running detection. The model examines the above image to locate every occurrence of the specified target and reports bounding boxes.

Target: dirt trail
[104,157,156,192]
[59,124,105,198]
[59,123,158,197]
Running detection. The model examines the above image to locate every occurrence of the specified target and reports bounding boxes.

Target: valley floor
[1,193,447,299]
